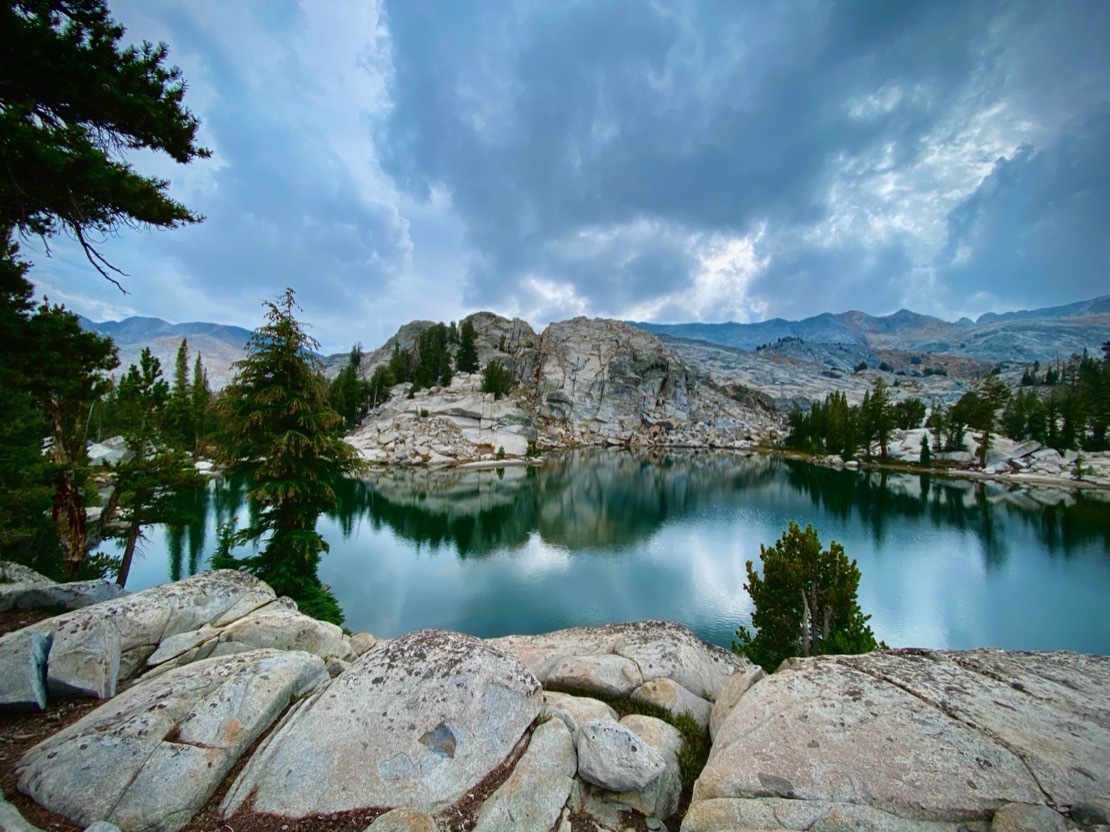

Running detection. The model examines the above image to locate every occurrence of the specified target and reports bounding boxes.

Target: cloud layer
[27,0,1110,352]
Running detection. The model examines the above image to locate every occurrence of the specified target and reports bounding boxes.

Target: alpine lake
[111,450,1110,655]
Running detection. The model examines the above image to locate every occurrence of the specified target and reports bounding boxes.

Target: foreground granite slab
[16,649,327,832]
[685,648,1110,831]
[222,629,542,818]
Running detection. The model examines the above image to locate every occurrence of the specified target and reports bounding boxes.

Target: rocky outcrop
[4,571,1108,832]
[17,649,327,832]
[0,629,51,710]
[222,629,543,817]
[19,570,363,701]
[0,561,126,613]
[26,570,277,698]
[685,648,1110,831]
[345,315,773,466]
[490,619,749,702]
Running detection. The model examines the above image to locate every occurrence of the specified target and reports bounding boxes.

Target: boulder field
[1,567,1107,832]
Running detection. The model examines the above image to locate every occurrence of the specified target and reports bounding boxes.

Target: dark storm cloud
[939,107,1110,309]
[149,8,411,310]
[381,0,1016,318]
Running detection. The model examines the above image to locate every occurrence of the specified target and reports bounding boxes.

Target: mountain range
[80,295,1110,398]
[77,315,253,389]
[631,295,1110,362]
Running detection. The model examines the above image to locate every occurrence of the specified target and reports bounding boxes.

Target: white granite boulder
[631,677,712,730]
[576,718,666,793]
[144,597,355,676]
[30,570,277,698]
[472,718,577,832]
[222,629,542,818]
[542,690,618,734]
[490,620,749,703]
[17,649,327,832]
[688,649,1110,828]
[613,715,683,819]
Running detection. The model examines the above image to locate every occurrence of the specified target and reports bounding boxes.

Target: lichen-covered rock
[613,715,683,819]
[16,649,326,832]
[990,803,1066,832]
[0,795,43,832]
[0,629,51,711]
[472,719,576,832]
[144,598,355,678]
[29,570,276,699]
[364,808,438,832]
[707,664,763,740]
[0,580,126,613]
[222,629,542,818]
[490,620,749,702]
[689,649,1110,828]
[545,654,644,697]
[542,691,618,735]
[631,677,712,730]
[576,718,666,793]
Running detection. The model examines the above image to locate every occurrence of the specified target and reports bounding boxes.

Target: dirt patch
[0,608,64,638]
[0,699,97,832]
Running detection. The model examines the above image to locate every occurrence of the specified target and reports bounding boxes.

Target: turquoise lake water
[114,450,1110,653]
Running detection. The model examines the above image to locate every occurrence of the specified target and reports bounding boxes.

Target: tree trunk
[53,469,87,574]
[800,588,811,657]
[117,521,140,588]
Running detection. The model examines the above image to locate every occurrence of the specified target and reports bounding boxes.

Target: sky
[25,0,1110,355]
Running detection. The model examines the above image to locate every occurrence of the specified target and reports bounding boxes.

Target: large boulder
[222,629,542,818]
[144,597,356,676]
[1,579,125,613]
[632,677,712,730]
[687,649,1110,829]
[576,718,666,793]
[472,718,577,832]
[490,620,749,703]
[29,570,277,698]
[0,629,52,711]
[16,649,327,832]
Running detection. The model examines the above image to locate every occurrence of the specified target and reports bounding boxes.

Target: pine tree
[1,0,210,282]
[733,522,882,672]
[100,348,203,586]
[215,289,360,623]
[457,319,480,373]
[22,299,118,573]
[164,338,193,449]
[189,352,212,454]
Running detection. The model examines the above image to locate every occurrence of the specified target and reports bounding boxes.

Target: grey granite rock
[0,629,51,711]
[688,649,1110,829]
[576,718,666,793]
[30,570,276,699]
[17,649,326,832]
[472,719,576,832]
[222,629,542,818]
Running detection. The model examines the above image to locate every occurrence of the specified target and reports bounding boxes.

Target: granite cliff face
[346,314,776,465]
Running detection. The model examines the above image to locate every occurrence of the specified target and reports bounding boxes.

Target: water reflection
[331,452,1109,565]
[115,450,1110,654]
